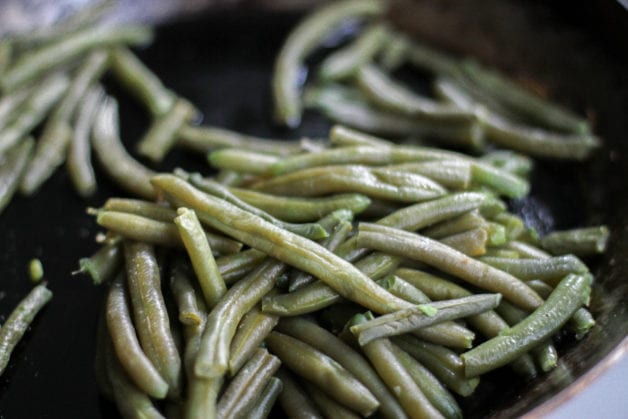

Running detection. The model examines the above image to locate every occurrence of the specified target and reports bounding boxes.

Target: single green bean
[391,344,462,419]
[276,317,407,419]
[106,274,169,399]
[352,315,444,419]
[440,227,488,257]
[470,161,529,199]
[540,226,610,257]
[104,336,166,419]
[480,149,533,178]
[137,99,197,162]
[254,164,447,202]
[67,85,104,196]
[276,368,323,419]
[169,261,205,327]
[78,241,122,285]
[265,331,379,416]
[0,73,69,155]
[216,348,281,418]
[152,174,413,315]
[124,242,182,396]
[103,198,177,222]
[228,304,279,376]
[0,284,52,376]
[0,138,33,214]
[351,294,501,346]
[109,46,174,116]
[1,25,151,92]
[208,148,280,175]
[479,255,588,286]
[194,259,286,378]
[272,0,386,127]
[92,97,156,199]
[386,160,472,190]
[96,210,242,254]
[377,275,431,304]
[230,187,371,222]
[246,377,283,419]
[462,273,591,377]
[174,207,227,308]
[318,24,390,81]
[329,124,395,147]
[304,381,361,419]
[187,172,329,239]
[357,223,543,310]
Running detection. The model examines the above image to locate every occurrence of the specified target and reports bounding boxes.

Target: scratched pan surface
[0,1,627,418]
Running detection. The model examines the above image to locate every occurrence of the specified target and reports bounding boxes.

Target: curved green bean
[208,148,280,175]
[265,331,379,416]
[272,0,386,127]
[462,273,591,377]
[103,198,177,222]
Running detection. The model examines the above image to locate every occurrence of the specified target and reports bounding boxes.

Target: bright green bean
[357,223,543,310]
[0,138,33,215]
[109,46,174,116]
[92,96,156,199]
[124,242,182,396]
[174,207,227,308]
[540,226,610,257]
[0,284,52,376]
[272,0,386,127]
[318,24,390,81]
[265,331,379,416]
[462,273,591,377]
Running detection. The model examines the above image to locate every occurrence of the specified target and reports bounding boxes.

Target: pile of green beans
[0,0,610,418]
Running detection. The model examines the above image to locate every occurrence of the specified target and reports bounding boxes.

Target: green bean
[230,187,371,222]
[208,148,280,175]
[531,342,559,372]
[106,274,169,398]
[254,164,447,202]
[187,172,329,240]
[0,138,33,214]
[276,317,407,419]
[2,25,151,92]
[276,368,323,419]
[480,150,533,178]
[177,124,309,155]
[440,227,488,257]
[92,96,156,199]
[124,242,182,396]
[194,259,285,378]
[228,304,279,376]
[506,241,551,259]
[67,86,104,196]
[0,39,11,76]
[304,381,361,419]
[174,208,227,308]
[0,284,52,376]
[526,279,554,298]
[104,336,166,419]
[329,124,394,147]
[351,315,444,419]
[246,377,283,419]
[96,210,242,254]
[470,161,529,199]
[306,84,482,146]
[356,64,476,124]
[137,99,197,162]
[216,249,267,285]
[351,294,501,345]
[103,198,177,222]
[78,241,122,285]
[265,331,379,416]
[569,308,596,338]
[272,0,386,127]
[185,375,222,419]
[357,223,543,310]
[492,212,525,241]
[540,226,610,257]
[422,210,486,239]
[318,24,390,81]
[216,348,281,418]
[462,273,591,377]
[28,258,44,283]
[376,275,431,304]
[109,46,174,116]
[153,174,413,315]
[386,160,472,190]
[479,255,588,286]
[392,335,479,397]
[169,261,205,327]
[0,73,69,155]
[485,222,508,247]
[391,344,462,419]
[460,59,591,134]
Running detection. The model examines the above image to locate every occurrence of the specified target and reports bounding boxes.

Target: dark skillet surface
[0,2,627,418]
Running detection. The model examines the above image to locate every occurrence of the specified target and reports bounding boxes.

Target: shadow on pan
[0,1,626,418]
